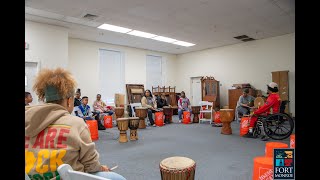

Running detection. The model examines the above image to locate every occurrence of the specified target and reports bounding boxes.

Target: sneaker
[260,135,270,141]
[153,124,156,127]
[179,120,182,123]
[243,132,256,138]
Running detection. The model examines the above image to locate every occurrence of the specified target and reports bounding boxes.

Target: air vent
[82,13,98,20]
[234,35,249,39]
[242,38,255,42]
[234,34,255,42]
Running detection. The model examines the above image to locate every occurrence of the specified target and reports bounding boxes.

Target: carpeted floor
[94,115,291,180]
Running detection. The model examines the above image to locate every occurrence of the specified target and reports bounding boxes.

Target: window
[99,49,124,105]
[146,55,163,90]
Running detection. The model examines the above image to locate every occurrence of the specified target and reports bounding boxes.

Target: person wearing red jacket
[244,82,281,140]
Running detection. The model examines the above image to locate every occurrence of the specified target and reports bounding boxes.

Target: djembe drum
[219,109,235,135]
[115,107,124,119]
[191,106,201,123]
[135,107,148,129]
[254,97,265,109]
[116,118,129,143]
[128,117,140,141]
[159,156,196,180]
[162,106,173,123]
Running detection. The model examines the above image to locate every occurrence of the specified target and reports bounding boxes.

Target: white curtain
[146,55,163,91]
[99,49,124,105]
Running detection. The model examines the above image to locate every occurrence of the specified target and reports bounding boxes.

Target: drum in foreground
[135,107,148,129]
[115,107,125,119]
[159,156,196,180]
[191,106,201,123]
[128,117,140,140]
[116,118,129,143]
[219,109,234,135]
[162,106,173,123]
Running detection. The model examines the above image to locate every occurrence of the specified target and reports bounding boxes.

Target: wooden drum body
[191,106,201,123]
[115,107,124,119]
[162,106,173,123]
[135,107,148,129]
[116,118,129,143]
[128,117,140,141]
[160,156,196,180]
[219,109,234,135]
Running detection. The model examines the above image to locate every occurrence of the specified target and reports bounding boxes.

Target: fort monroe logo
[274,148,294,179]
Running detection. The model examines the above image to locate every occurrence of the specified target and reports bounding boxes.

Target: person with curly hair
[25,67,126,180]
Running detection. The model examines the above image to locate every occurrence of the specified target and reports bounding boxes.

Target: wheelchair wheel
[263,113,294,140]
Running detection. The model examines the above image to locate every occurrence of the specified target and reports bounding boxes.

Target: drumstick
[110,165,118,171]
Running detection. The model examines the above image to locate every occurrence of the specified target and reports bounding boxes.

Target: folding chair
[199,101,213,124]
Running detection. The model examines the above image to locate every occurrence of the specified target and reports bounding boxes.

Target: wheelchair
[252,100,294,140]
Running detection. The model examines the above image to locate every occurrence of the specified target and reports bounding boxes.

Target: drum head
[220,109,234,112]
[254,97,265,108]
[160,156,195,170]
[128,117,139,120]
[135,107,147,110]
[117,118,129,121]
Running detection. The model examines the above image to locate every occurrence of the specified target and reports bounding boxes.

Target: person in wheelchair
[244,82,281,140]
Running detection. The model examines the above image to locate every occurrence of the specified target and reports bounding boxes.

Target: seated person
[74,88,82,107]
[244,82,281,141]
[157,93,171,124]
[156,93,171,109]
[93,94,114,120]
[25,67,126,180]
[236,88,255,119]
[25,91,33,106]
[141,89,158,127]
[178,91,192,123]
[76,96,106,130]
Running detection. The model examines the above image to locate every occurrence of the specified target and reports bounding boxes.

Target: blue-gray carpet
[95,116,291,180]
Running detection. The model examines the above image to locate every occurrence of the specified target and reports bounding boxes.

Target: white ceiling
[25,0,295,54]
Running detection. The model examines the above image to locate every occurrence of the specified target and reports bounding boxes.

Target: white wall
[175,33,295,116]
[68,38,177,106]
[25,21,69,68]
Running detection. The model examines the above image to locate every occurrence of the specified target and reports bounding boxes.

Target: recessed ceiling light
[127,30,157,38]
[172,41,195,47]
[97,23,132,33]
[152,36,177,43]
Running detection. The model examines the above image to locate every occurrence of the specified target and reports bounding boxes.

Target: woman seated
[141,89,158,127]
[25,67,126,180]
[93,94,114,120]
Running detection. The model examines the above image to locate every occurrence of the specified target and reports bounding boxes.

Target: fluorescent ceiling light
[97,24,132,33]
[172,41,196,47]
[127,30,157,38]
[152,36,177,43]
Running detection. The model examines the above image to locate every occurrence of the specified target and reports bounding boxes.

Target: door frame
[190,76,202,105]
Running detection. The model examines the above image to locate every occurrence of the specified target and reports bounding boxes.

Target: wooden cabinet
[228,88,256,112]
[201,76,220,109]
[272,70,289,114]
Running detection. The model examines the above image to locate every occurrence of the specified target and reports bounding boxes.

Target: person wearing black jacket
[156,93,169,109]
